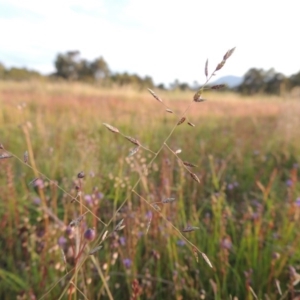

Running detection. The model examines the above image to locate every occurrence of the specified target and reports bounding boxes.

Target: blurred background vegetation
[1,50,300,95]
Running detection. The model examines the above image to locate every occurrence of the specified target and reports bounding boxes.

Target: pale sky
[0,0,299,85]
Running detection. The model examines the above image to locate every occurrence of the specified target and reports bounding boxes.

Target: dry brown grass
[1,81,297,119]
[1,81,299,151]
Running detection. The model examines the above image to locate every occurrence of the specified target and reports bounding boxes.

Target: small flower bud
[77,171,85,179]
[84,228,96,242]
[272,252,280,260]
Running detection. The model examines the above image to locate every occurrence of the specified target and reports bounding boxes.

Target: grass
[0,76,300,299]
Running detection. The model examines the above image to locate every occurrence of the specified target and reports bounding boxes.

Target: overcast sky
[0,0,298,85]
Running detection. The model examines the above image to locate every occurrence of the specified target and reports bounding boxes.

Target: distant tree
[169,79,190,91]
[90,57,110,80]
[142,75,154,89]
[54,51,82,80]
[178,82,190,91]
[115,72,130,86]
[77,59,93,80]
[157,83,166,90]
[0,62,5,79]
[3,67,41,81]
[170,79,180,90]
[237,68,266,95]
[289,71,300,89]
[54,51,110,82]
[237,68,287,95]
[264,70,286,95]
[109,72,154,89]
[53,51,155,87]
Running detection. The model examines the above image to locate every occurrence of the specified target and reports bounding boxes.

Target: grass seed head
[177,117,186,125]
[152,204,161,211]
[103,123,119,133]
[69,214,85,227]
[202,253,213,268]
[193,246,199,262]
[183,161,197,168]
[162,197,176,204]
[182,225,199,232]
[223,47,236,60]
[89,245,103,255]
[193,91,206,102]
[114,219,125,231]
[146,217,152,234]
[190,172,200,183]
[275,279,282,296]
[0,153,12,159]
[215,60,226,71]
[101,230,109,242]
[205,59,209,78]
[23,151,29,163]
[128,146,140,157]
[125,136,140,146]
[147,88,163,103]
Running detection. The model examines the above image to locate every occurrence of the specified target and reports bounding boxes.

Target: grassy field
[1,81,300,299]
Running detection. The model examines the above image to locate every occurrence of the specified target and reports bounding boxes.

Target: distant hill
[210,75,243,88]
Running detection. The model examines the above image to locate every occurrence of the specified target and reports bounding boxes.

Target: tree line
[0,51,155,90]
[1,51,300,95]
[237,68,300,95]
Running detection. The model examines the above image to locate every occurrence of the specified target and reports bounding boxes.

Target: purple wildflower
[286,179,293,187]
[84,228,96,242]
[177,240,186,247]
[97,192,104,200]
[84,194,93,206]
[119,236,126,246]
[65,226,73,236]
[32,178,44,189]
[227,183,234,190]
[58,236,67,247]
[295,197,300,207]
[220,237,232,250]
[32,197,41,205]
[123,258,132,269]
[146,211,153,219]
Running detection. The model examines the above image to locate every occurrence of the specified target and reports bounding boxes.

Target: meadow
[0,80,300,299]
